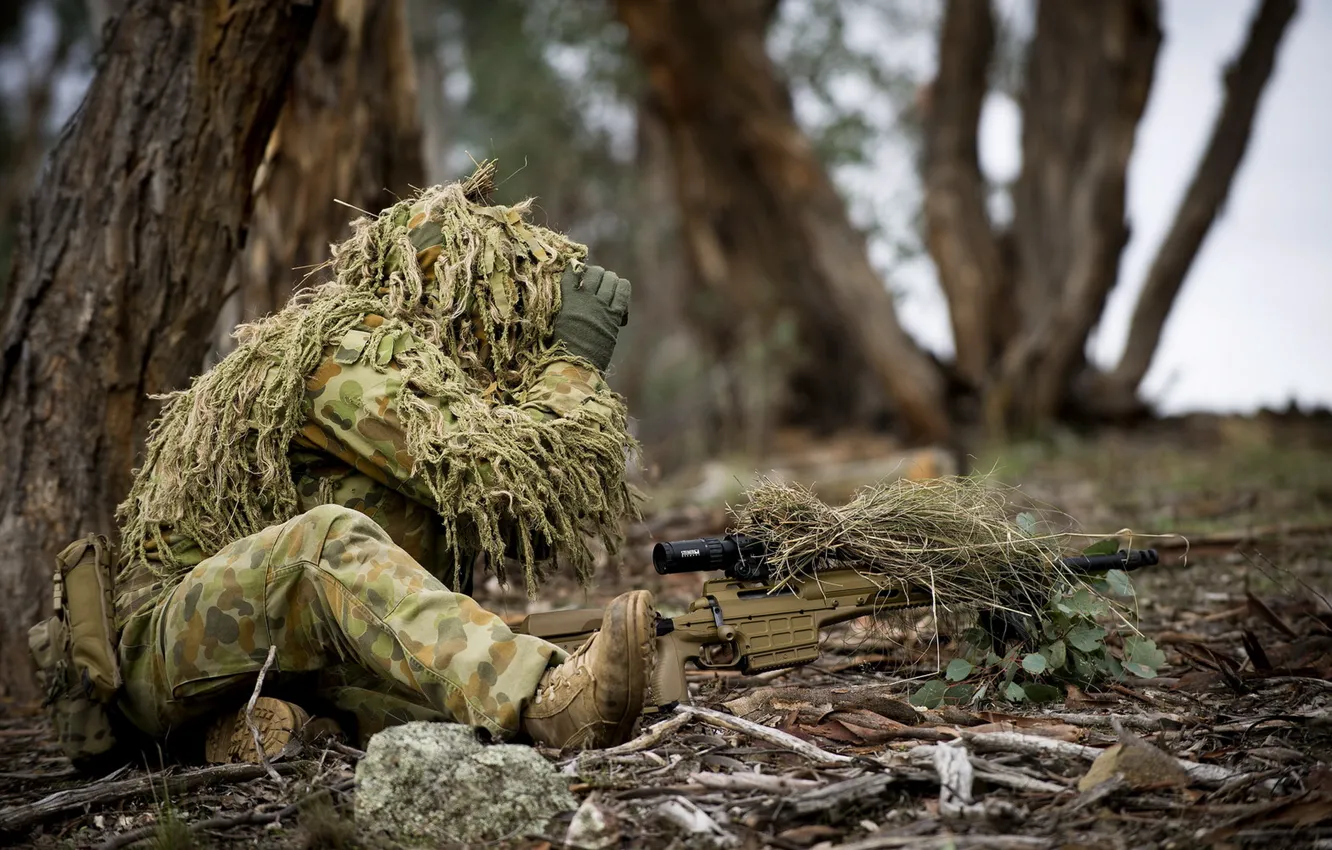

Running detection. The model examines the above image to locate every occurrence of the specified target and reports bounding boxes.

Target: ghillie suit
[117,163,634,603]
[108,165,641,747]
[730,476,1070,627]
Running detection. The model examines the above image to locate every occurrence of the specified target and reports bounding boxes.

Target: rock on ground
[355,721,576,845]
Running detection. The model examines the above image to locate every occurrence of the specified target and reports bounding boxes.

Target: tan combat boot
[204,697,321,764]
[522,590,656,750]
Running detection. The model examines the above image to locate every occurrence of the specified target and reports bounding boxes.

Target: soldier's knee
[318,504,390,540]
[273,505,389,566]
[294,504,382,537]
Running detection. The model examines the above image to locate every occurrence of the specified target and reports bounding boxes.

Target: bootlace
[535,633,596,702]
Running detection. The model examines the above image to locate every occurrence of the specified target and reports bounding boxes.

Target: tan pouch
[28,534,123,766]
[54,535,121,699]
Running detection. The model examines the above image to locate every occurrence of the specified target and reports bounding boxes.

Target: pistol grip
[650,634,688,709]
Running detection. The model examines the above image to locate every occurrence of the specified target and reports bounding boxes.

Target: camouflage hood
[116,163,634,593]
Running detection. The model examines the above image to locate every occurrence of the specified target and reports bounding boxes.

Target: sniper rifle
[514,535,1158,711]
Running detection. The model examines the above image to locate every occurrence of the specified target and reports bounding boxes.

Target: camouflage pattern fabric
[112,315,610,744]
[116,505,563,741]
[286,318,614,586]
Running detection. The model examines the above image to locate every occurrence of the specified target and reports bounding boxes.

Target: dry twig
[680,706,856,765]
[245,645,283,783]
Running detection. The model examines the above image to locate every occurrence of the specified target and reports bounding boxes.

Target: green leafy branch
[909,536,1168,709]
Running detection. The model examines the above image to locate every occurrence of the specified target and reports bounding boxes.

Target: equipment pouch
[27,534,123,767]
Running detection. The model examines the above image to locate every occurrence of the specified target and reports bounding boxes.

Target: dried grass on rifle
[730,477,1068,617]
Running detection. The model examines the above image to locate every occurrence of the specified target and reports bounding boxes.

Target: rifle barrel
[1059,549,1158,573]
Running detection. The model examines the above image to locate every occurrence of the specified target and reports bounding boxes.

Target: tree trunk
[1094,0,1298,415]
[986,0,1161,430]
[615,0,950,446]
[0,0,317,701]
[922,0,1296,433]
[922,0,1011,392]
[223,0,424,338]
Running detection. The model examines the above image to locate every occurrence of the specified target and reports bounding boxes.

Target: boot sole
[204,697,309,764]
[608,590,655,744]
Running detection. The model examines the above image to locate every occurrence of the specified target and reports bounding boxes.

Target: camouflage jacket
[114,315,610,624]
[289,315,612,586]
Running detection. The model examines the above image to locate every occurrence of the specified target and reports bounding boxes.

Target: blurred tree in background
[923,0,1295,433]
[0,0,93,303]
[212,0,425,357]
[405,0,939,466]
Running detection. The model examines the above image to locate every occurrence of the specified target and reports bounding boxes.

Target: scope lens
[653,538,724,574]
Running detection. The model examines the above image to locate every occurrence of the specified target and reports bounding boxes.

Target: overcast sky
[888,0,1331,415]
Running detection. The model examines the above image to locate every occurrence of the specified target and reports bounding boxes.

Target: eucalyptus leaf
[945,658,974,682]
[1021,652,1048,675]
[1071,652,1099,681]
[1100,654,1124,679]
[1067,625,1107,653]
[1016,512,1038,536]
[1123,661,1158,679]
[1105,569,1134,596]
[1081,538,1120,556]
[944,684,976,703]
[1046,640,1067,669]
[1004,681,1027,702]
[961,627,989,649]
[1065,589,1108,617]
[910,679,948,709]
[1124,636,1167,670]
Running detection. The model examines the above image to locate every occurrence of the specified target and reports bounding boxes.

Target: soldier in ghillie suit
[110,167,654,759]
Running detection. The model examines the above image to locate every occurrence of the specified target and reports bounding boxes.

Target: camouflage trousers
[115,505,562,744]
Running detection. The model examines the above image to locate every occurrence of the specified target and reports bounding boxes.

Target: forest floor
[2,411,1331,849]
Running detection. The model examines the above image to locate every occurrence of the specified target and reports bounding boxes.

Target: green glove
[550,264,631,372]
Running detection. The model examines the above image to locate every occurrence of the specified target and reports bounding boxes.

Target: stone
[564,795,619,850]
[355,722,577,845]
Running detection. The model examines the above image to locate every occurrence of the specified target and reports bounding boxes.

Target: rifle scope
[654,534,1158,579]
[652,534,768,581]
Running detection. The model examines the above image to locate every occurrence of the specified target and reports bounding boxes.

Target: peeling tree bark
[0,0,317,700]
[615,0,950,445]
[1096,0,1298,414]
[221,0,424,338]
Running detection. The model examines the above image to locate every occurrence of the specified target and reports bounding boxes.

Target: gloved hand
[550,263,631,373]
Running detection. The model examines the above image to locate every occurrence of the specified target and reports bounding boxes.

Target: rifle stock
[515,569,934,711]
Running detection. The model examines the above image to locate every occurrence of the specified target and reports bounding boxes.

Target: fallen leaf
[1078,737,1190,792]
[802,721,865,745]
